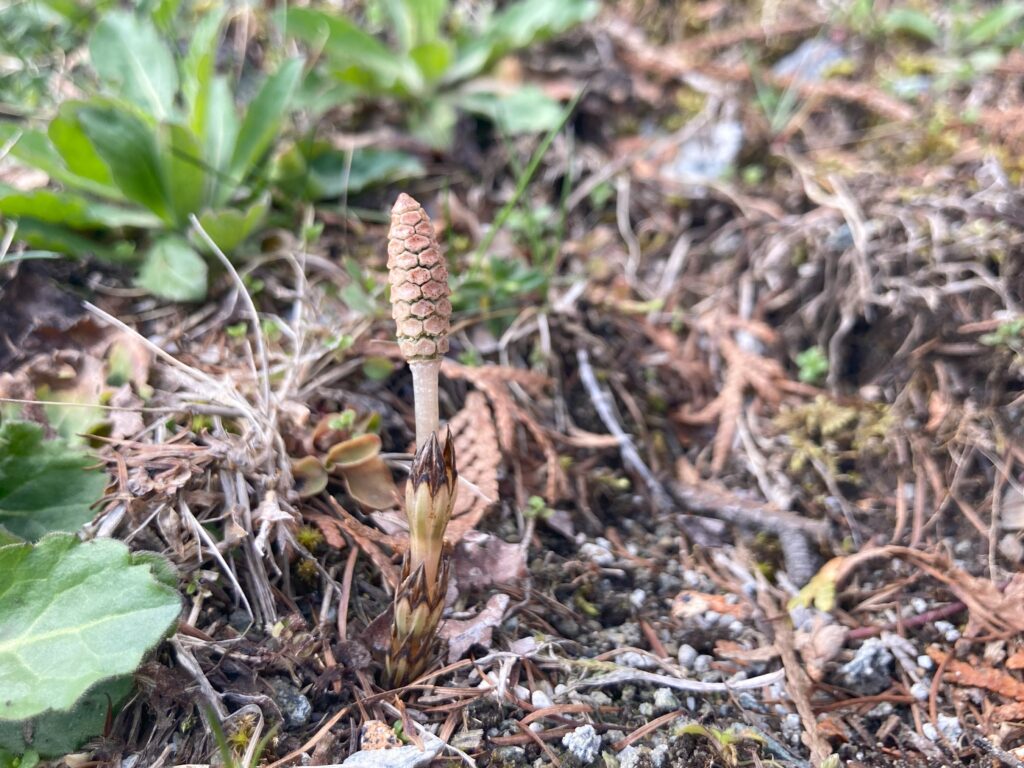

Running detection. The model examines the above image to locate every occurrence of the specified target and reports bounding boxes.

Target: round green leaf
[136,236,208,302]
[0,677,133,757]
[0,421,108,541]
[0,534,181,721]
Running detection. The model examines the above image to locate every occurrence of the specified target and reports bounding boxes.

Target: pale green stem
[409,359,440,448]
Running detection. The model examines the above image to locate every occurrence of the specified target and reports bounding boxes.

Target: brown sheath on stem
[386,431,458,687]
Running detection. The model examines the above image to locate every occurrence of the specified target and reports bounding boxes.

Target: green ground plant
[0,0,103,112]
[284,0,597,148]
[0,7,302,300]
[855,2,1024,90]
[453,91,580,329]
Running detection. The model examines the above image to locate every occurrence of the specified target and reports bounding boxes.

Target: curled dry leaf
[794,618,848,682]
[326,434,398,510]
[928,645,1024,703]
[326,433,383,468]
[304,512,347,550]
[292,456,328,499]
[714,639,780,664]
[328,499,402,588]
[675,333,785,476]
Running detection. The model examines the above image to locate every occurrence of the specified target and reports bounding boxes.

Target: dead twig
[576,347,674,513]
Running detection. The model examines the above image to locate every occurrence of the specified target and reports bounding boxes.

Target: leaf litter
[3,1,1024,766]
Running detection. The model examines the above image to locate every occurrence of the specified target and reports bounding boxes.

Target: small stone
[839,638,893,695]
[737,692,764,713]
[269,678,312,727]
[638,702,655,718]
[580,539,615,566]
[629,589,647,609]
[532,690,552,708]
[492,746,527,765]
[450,729,483,751]
[677,644,698,669]
[562,724,601,765]
[652,687,679,714]
[782,713,801,735]
[693,654,713,674]
[917,655,934,670]
[935,620,961,643]
[910,681,931,701]
[618,745,654,768]
[651,744,669,768]
[936,713,963,742]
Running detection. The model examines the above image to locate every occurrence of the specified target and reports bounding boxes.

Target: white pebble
[677,644,698,668]
[561,724,601,765]
[531,690,552,708]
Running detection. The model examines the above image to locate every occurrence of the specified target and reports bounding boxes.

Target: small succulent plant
[290,410,396,510]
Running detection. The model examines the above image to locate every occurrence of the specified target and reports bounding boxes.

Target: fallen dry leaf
[671,590,750,620]
[794,619,848,682]
[929,646,1024,702]
[453,531,525,590]
[441,593,510,661]
[442,360,565,501]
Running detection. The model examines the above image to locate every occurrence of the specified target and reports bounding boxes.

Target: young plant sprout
[386,193,458,686]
